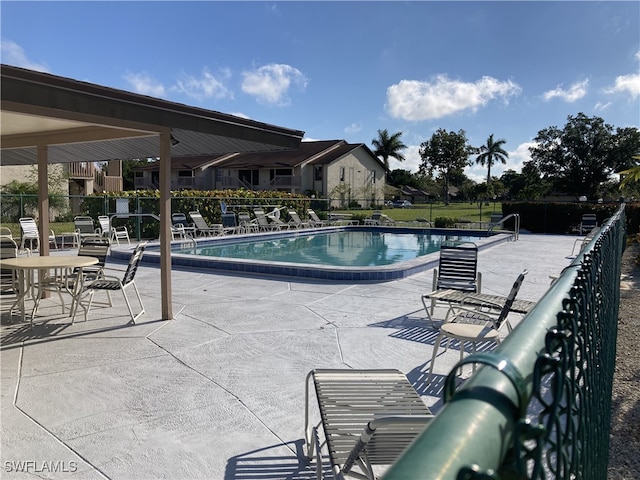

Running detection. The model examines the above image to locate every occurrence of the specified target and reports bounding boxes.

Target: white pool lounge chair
[287,210,310,229]
[189,211,223,237]
[305,369,434,480]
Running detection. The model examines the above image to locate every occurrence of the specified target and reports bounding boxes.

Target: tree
[476,134,508,185]
[526,113,640,199]
[619,156,640,197]
[371,129,407,170]
[122,158,153,190]
[387,169,421,189]
[419,128,474,204]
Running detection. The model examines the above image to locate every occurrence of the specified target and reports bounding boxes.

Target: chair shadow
[224,439,322,480]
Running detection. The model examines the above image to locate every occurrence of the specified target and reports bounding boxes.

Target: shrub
[434,216,457,228]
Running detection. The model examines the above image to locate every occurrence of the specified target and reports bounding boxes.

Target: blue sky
[2,1,639,182]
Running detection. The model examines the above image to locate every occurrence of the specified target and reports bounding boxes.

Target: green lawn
[336,202,502,223]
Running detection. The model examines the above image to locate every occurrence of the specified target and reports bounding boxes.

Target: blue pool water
[173,230,484,267]
[125,226,511,282]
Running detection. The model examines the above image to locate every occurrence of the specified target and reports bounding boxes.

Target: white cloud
[594,101,612,111]
[172,68,233,101]
[542,79,589,102]
[344,123,361,135]
[389,145,421,173]
[386,75,521,121]
[241,63,307,106]
[0,40,49,72]
[123,72,166,97]
[229,111,250,120]
[603,73,640,99]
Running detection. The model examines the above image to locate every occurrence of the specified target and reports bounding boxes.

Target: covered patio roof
[0,64,304,320]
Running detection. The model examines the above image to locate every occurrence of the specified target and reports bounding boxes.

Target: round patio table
[1,255,98,324]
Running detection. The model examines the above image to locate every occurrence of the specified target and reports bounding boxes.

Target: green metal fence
[386,205,626,479]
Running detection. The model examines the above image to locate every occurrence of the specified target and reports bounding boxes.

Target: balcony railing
[67,162,95,179]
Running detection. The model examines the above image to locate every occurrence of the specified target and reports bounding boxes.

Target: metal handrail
[489,213,520,240]
[385,205,625,479]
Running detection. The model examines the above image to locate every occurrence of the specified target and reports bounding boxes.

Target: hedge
[501,201,640,235]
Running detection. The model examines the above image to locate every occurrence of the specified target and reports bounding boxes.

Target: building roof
[135,140,387,171]
[1,64,304,166]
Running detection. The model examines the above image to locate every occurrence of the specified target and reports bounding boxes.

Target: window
[178,170,193,177]
[371,170,376,183]
[314,165,323,181]
[239,169,259,186]
[340,167,345,182]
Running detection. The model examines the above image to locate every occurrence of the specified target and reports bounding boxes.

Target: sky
[2,1,639,182]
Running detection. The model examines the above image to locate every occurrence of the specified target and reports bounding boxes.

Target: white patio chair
[19,217,57,252]
[427,270,528,383]
[98,215,131,245]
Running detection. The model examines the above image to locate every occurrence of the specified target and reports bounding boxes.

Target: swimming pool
[119,226,513,281]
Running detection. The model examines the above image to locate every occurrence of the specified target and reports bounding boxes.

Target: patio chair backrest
[74,216,97,235]
[436,242,480,292]
[237,212,253,226]
[253,209,271,227]
[122,243,147,287]
[97,215,110,235]
[289,211,303,224]
[308,209,322,223]
[78,237,110,265]
[580,214,598,233]
[76,237,110,278]
[19,217,39,238]
[172,213,188,228]
[221,213,238,229]
[0,237,18,291]
[494,270,528,327]
[188,211,208,229]
[0,226,13,239]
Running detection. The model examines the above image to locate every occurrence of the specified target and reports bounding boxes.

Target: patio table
[422,288,537,322]
[1,255,98,324]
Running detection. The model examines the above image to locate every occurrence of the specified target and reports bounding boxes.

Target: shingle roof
[135,140,386,171]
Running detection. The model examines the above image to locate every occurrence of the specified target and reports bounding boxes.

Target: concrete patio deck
[1,233,578,479]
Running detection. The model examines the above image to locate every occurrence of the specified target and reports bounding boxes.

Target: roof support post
[159,130,173,320]
[37,145,50,258]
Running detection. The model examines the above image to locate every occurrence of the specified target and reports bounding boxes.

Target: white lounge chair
[305,369,434,480]
[307,209,327,227]
[287,210,310,229]
[189,211,223,237]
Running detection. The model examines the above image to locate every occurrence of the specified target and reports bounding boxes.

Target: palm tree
[476,134,509,185]
[619,155,640,189]
[372,129,407,170]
